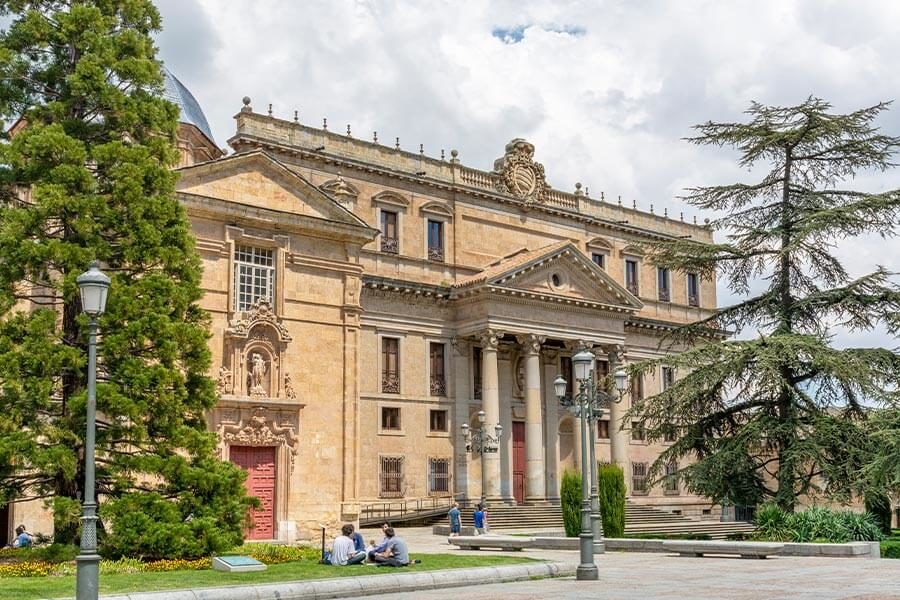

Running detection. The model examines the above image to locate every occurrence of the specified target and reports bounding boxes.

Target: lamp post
[554,349,628,581]
[461,410,503,509]
[75,261,110,600]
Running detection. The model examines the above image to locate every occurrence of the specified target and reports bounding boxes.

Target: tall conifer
[627,98,900,511]
[0,0,252,552]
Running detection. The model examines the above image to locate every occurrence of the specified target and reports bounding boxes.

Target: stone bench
[449,535,533,551]
[662,540,783,559]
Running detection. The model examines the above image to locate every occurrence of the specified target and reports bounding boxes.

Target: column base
[576,564,600,580]
[524,497,550,506]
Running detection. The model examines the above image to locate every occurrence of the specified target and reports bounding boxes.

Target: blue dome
[162,67,216,144]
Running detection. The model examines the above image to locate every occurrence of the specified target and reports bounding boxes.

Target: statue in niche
[248,352,268,397]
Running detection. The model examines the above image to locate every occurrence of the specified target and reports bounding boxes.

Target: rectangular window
[379,456,404,498]
[381,406,401,430]
[662,366,675,391]
[380,210,398,254]
[632,462,649,495]
[657,267,671,302]
[233,245,275,312]
[687,273,699,307]
[429,409,448,433]
[427,219,444,262]
[591,253,606,269]
[631,421,645,442]
[630,375,644,403]
[664,428,677,443]
[560,356,574,399]
[664,462,679,494]
[429,342,446,396]
[428,457,451,495]
[473,346,482,400]
[595,360,609,386]
[625,259,639,296]
[382,338,400,393]
[597,419,610,439]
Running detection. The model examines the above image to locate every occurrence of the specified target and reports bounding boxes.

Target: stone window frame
[632,461,650,496]
[427,456,452,496]
[621,246,643,298]
[686,272,701,307]
[378,403,404,437]
[597,418,610,441]
[630,420,647,444]
[378,454,406,498]
[586,237,612,271]
[420,202,453,263]
[372,191,410,256]
[225,226,289,316]
[427,339,448,398]
[427,408,450,437]
[664,461,680,495]
[377,330,406,396]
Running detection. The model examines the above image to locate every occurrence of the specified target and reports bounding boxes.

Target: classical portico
[452,241,642,504]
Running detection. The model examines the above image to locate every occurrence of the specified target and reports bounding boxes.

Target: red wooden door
[230,446,277,540]
[512,422,525,504]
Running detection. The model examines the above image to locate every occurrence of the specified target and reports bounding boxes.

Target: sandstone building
[3,72,720,543]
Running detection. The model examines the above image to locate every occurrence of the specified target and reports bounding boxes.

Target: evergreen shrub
[560,470,581,537]
[755,505,883,543]
[598,464,626,538]
[864,492,893,535]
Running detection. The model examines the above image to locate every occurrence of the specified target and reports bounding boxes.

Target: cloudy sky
[154,0,900,348]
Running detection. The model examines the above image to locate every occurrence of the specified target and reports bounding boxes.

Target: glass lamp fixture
[76,261,110,317]
[572,349,595,381]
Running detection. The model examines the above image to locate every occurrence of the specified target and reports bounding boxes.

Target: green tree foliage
[598,464,625,538]
[560,469,581,537]
[0,0,253,553]
[626,98,900,511]
[863,492,893,536]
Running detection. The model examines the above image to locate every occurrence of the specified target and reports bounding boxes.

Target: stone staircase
[455,501,756,540]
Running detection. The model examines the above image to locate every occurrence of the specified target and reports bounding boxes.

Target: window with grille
[631,421,645,441]
[591,253,606,269]
[233,245,275,311]
[382,338,400,393]
[662,366,675,391]
[429,409,448,433]
[430,342,446,396]
[381,406,401,430]
[428,457,451,495]
[379,456,404,498]
[427,219,444,262]
[625,259,639,295]
[597,419,610,439]
[664,428,677,442]
[687,273,700,307]
[380,210,399,253]
[657,267,671,302]
[632,462,649,495]
[664,462,679,494]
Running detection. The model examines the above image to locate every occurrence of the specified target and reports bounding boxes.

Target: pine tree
[626,98,900,512]
[0,0,253,552]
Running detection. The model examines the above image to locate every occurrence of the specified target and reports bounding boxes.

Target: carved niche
[222,300,296,400]
[493,138,548,206]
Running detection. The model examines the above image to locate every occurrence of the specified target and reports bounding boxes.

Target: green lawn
[0,553,540,600]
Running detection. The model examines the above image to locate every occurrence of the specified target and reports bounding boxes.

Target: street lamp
[461,409,503,509]
[555,348,628,581]
[75,261,110,600]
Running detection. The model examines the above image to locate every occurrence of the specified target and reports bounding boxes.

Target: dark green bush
[560,469,582,538]
[754,504,883,543]
[0,544,78,564]
[864,492,893,535]
[881,540,900,559]
[598,464,626,538]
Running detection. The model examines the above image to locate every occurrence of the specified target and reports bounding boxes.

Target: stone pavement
[364,527,900,600]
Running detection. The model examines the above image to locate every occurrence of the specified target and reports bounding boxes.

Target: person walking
[473,505,485,535]
[448,502,461,538]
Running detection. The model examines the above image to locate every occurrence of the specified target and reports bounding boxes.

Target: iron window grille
[625,259,639,296]
[382,338,400,393]
[687,273,700,307]
[632,462,649,495]
[379,456,405,498]
[380,210,399,254]
[428,457,451,495]
[664,462,679,495]
[430,342,446,396]
[657,267,671,302]
[427,220,444,262]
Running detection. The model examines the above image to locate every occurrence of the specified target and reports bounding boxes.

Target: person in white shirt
[331,524,366,566]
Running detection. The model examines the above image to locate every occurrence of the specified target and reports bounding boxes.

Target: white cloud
[155,0,900,347]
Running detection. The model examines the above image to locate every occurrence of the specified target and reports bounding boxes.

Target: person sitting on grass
[372,527,410,567]
[367,522,391,562]
[349,523,365,554]
[331,524,366,566]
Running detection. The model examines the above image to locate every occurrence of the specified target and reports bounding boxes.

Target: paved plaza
[363,527,900,600]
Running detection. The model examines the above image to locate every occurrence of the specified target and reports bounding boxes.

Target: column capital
[516,334,545,355]
[563,339,594,353]
[606,344,626,365]
[477,328,503,351]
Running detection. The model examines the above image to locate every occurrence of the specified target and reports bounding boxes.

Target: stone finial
[241,96,252,113]
[267,103,273,117]
[650,204,655,214]
[574,182,583,196]
[585,187,590,197]
[395,137,400,150]
[450,149,460,164]
[419,143,424,155]
[693,215,697,225]
[346,124,352,136]
[373,131,378,143]
[293,110,299,123]
[664,207,668,218]
[441,149,445,160]
[632,199,636,209]
[680,212,684,222]
[323,117,328,130]
[600,191,606,202]
[704,218,711,227]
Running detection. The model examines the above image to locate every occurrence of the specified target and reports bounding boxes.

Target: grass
[0,553,540,599]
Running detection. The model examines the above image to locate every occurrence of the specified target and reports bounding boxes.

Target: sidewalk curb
[99,561,575,600]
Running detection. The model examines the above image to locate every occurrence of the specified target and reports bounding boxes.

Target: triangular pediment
[175,150,368,228]
[454,241,642,311]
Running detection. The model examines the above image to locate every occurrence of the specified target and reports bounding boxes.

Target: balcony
[626,281,638,296]
[381,236,399,254]
[658,288,670,302]
[427,246,444,262]
[430,374,446,396]
[382,371,400,394]
[688,293,699,307]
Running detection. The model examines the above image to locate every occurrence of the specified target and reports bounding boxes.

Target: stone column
[543,351,561,503]
[518,334,546,503]
[608,347,628,470]
[451,338,471,500]
[478,329,502,501]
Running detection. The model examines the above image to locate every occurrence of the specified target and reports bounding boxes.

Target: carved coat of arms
[493,138,548,206]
